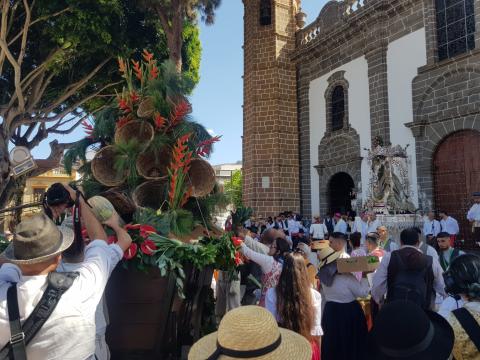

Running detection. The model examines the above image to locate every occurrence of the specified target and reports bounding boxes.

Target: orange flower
[131,59,142,81]
[142,49,154,63]
[150,65,159,80]
[118,97,131,113]
[154,113,166,130]
[118,57,126,73]
[130,91,139,103]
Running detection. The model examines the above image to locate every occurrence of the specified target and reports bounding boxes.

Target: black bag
[386,250,434,309]
[0,271,78,360]
[452,307,480,352]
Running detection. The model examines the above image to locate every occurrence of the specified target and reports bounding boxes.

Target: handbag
[0,272,78,360]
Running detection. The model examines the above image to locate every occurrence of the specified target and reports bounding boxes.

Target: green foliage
[182,22,201,92]
[93,106,118,141]
[165,209,195,236]
[231,206,253,230]
[63,138,94,175]
[113,140,142,189]
[224,170,243,208]
[133,208,171,235]
[184,184,228,223]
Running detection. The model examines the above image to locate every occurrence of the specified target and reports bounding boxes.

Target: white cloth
[438,296,465,319]
[367,219,381,233]
[334,219,348,234]
[0,241,123,360]
[440,216,460,235]
[423,219,441,237]
[310,223,328,239]
[352,218,368,244]
[57,240,119,337]
[321,273,369,303]
[467,204,480,223]
[287,219,300,235]
[240,243,275,274]
[265,287,323,336]
[371,245,446,305]
[95,334,111,360]
[419,242,440,261]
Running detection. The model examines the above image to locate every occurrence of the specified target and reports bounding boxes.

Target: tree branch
[8,6,71,46]
[17,0,33,68]
[0,38,25,113]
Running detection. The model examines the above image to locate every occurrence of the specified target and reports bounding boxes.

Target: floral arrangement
[64,51,238,296]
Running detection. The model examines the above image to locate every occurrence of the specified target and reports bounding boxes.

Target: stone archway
[433,130,480,244]
[328,172,355,214]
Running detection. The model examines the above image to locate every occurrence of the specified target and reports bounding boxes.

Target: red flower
[142,49,154,63]
[140,239,157,256]
[234,251,243,266]
[154,113,166,130]
[107,235,118,244]
[81,121,95,139]
[150,65,159,80]
[169,100,191,128]
[131,60,142,80]
[124,243,138,260]
[231,237,243,247]
[140,225,156,239]
[125,223,141,231]
[118,57,126,73]
[116,116,130,129]
[130,91,139,103]
[196,136,222,157]
[118,97,131,113]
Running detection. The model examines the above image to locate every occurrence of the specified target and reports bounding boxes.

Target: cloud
[207,129,216,136]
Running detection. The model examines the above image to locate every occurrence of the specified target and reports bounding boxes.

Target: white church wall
[309,56,370,216]
[387,28,427,209]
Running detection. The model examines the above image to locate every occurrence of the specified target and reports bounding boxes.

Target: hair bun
[467,283,480,299]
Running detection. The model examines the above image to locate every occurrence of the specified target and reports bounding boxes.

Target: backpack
[386,250,434,309]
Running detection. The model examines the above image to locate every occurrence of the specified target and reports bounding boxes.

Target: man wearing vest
[372,228,446,310]
[437,232,464,272]
[467,192,480,246]
[0,185,132,360]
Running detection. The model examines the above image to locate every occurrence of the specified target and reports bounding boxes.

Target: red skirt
[311,340,320,360]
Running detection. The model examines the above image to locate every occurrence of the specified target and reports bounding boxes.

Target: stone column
[365,42,390,145]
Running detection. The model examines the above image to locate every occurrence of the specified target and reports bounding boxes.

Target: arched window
[260,0,272,26]
[436,0,475,61]
[331,86,345,131]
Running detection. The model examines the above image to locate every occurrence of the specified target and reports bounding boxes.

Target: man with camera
[0,184,131,360]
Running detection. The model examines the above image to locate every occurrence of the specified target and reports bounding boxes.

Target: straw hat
[188,306,312,360]
[311,239,330,250]
[4,213,74,265]
[317,246,341,269]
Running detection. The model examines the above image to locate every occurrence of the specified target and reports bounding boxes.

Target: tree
[0,0,201,208]
[140,0,221,72]
[224,170,242,209]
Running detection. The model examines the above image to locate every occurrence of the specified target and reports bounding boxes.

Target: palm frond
[63,138,95,175]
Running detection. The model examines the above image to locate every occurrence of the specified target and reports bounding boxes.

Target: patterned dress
[259,260,282,307]
[447,302,480,360]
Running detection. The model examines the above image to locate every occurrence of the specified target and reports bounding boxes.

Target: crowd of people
[0,183,479,360]
[205,192,480,360]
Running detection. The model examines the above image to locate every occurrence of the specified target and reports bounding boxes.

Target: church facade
[242,0,480,242]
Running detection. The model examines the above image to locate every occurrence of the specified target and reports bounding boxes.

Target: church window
[436,0,475,61]
[260,0,272,26]
[331,86,345,131]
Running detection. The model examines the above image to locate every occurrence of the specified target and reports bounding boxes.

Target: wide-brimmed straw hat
[368,301,454,360]
[3,213,74,265]
[188,306,312,360]
[317,246,341,268]
[311,239,330,250]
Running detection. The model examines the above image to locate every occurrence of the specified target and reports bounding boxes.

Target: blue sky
[32,1,328,165]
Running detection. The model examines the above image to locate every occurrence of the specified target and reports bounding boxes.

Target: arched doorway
[433,130,480,244]
[328,172,355,214]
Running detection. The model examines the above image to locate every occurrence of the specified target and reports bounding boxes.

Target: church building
[242,0,480,243]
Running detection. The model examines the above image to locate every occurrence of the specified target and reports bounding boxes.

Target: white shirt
[440,216,459,235]
[423,219,441,237]
[57,241,120,337]
[438,296,464,319]
[287,219,300,234]
[371,245,446,305]
[352,218,368,244]
[310,223,328,239]
[334,219,348,234]
[367,219,381,233]
[265,287,323,336]
[0,241,123,360]
[321,273,369,303]
[467,204,480,223]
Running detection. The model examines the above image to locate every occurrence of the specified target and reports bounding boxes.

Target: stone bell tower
[242,0,302,216]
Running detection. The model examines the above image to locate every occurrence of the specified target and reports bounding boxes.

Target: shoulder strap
[453,307,480,351]
[5,284,26,360]
[0,272,78,360]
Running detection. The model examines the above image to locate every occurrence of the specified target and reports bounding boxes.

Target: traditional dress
[447,301,480,360]
[319,262,369,360]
